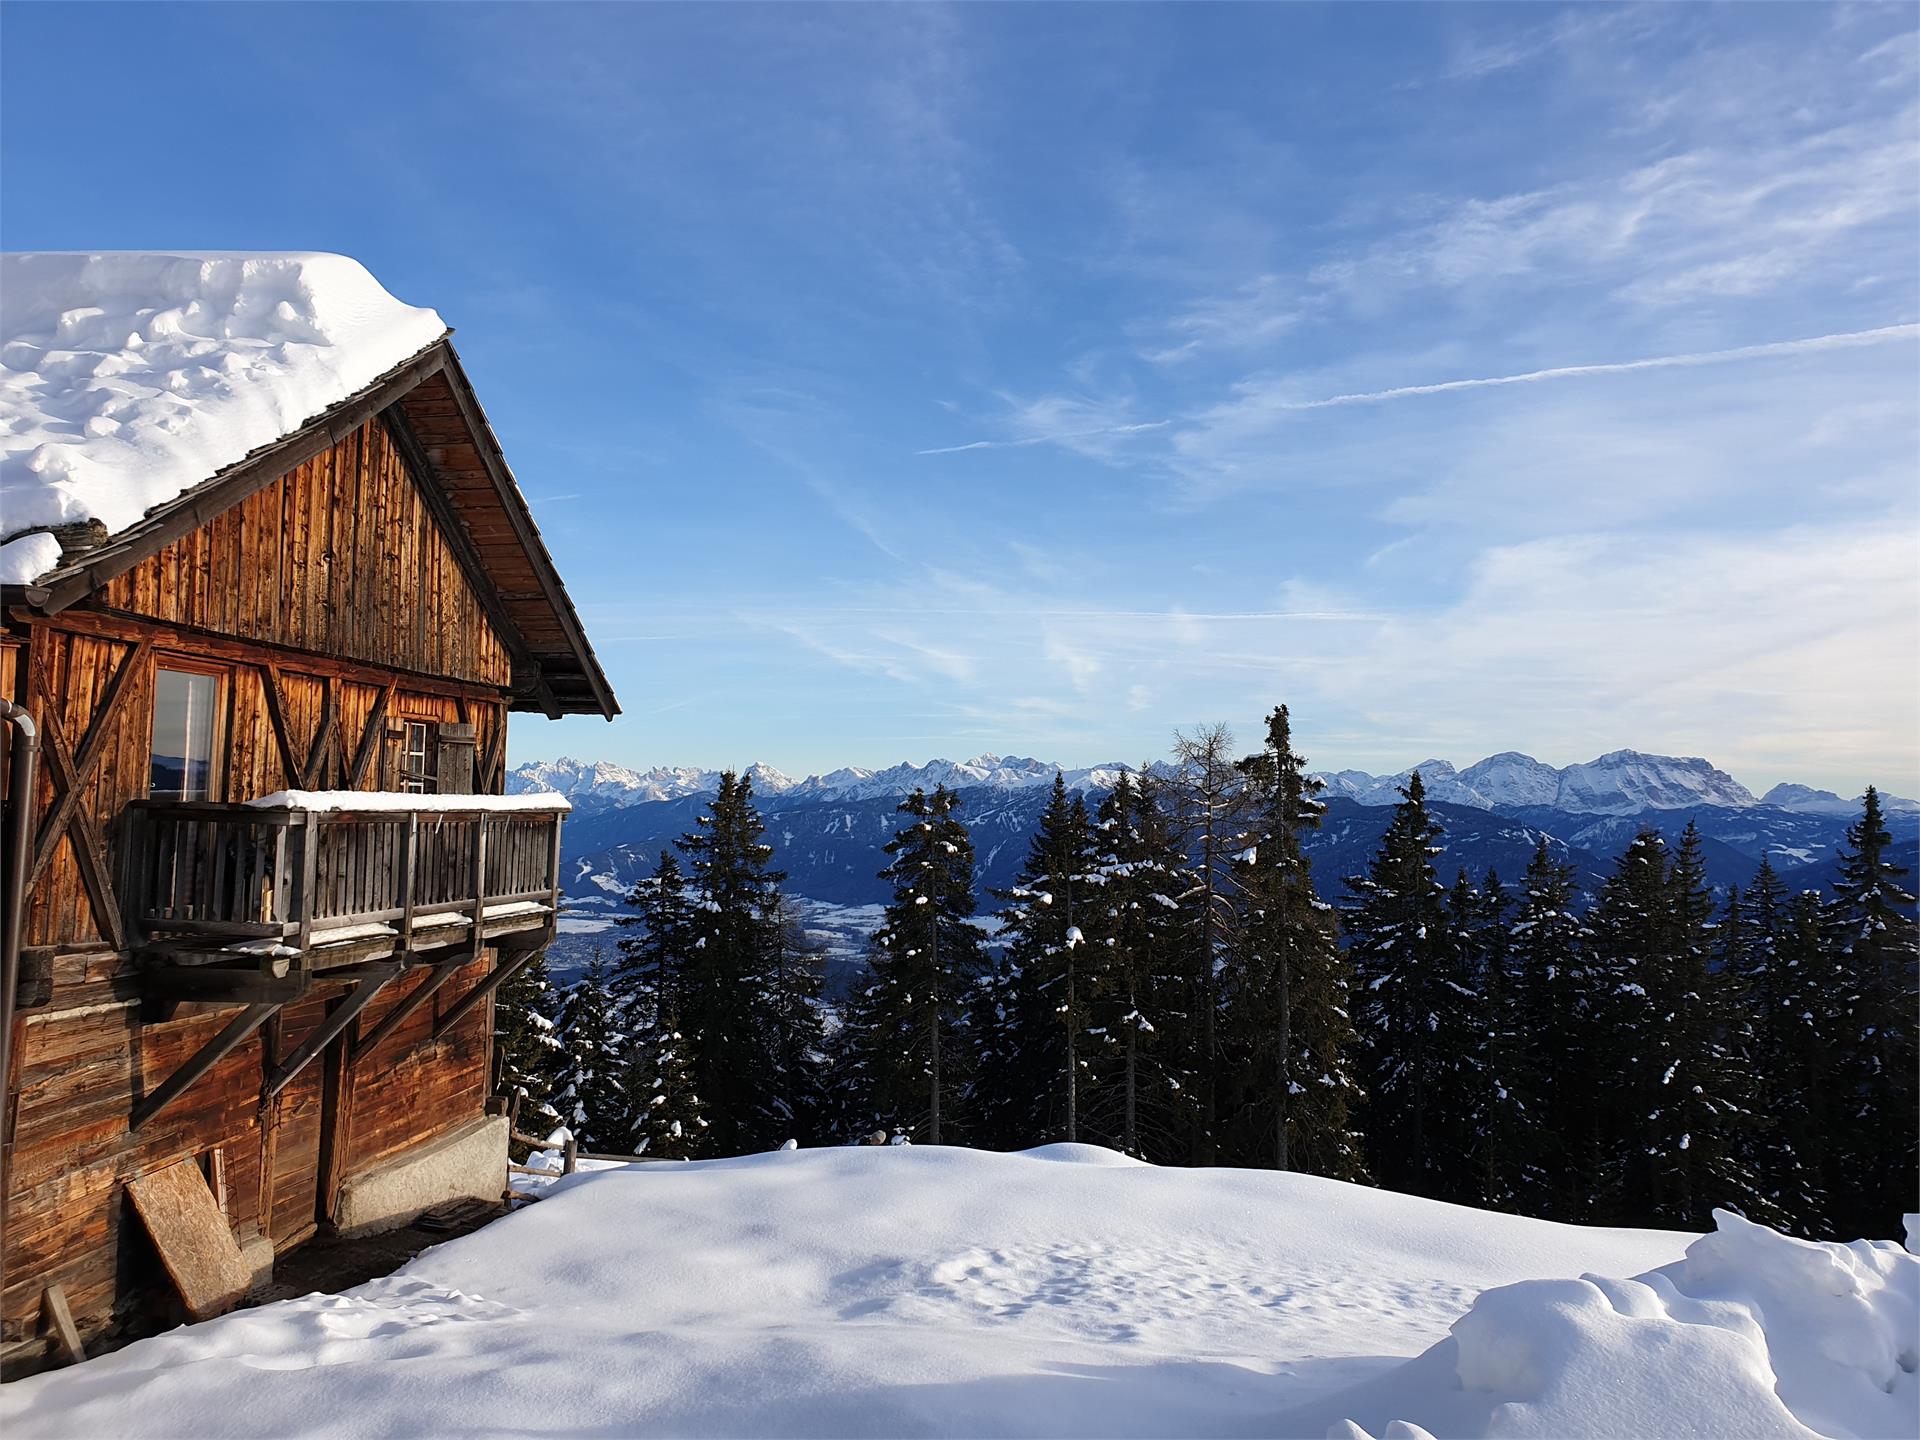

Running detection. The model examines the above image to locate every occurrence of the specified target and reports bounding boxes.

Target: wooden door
[260,998,331,1248]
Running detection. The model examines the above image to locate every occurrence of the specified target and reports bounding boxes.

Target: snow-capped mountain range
[511,748,1914,819]
[511,753,1135,816]
[522,747,1918,986]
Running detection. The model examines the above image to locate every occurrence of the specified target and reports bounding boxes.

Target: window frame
[398,717,438,794]
[147,657,231,804]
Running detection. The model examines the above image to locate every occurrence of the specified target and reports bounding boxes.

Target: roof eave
[11,335,621,721]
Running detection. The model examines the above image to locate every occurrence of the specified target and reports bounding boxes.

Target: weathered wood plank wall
[1,969,496,1346]
[2,410,522,1354]
[100,417,512,689]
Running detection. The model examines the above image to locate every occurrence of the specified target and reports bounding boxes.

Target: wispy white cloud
[1301,519,1920,790]
[917,389,1172,458]
[917,420,1168,456]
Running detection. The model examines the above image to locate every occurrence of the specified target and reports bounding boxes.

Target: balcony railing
[124,797,566,970]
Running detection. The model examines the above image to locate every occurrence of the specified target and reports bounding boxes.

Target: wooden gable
[98,417,513,691]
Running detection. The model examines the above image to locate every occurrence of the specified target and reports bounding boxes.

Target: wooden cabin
[0,254,618,1373]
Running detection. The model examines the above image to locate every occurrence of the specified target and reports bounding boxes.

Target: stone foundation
[333,1115,507,1236]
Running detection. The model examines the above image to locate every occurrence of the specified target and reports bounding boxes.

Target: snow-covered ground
[5,1146,1912,1439]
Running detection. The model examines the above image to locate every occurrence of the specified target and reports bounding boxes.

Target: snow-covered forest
[507,705,1918,1245]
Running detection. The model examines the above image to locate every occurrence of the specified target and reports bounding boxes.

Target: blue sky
[4,3,1916,794]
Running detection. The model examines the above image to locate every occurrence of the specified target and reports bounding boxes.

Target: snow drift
[1297,1207,1920,1440]
[0,1144,1689,1439]
[0,1147,1905,1439]
[0,252,445,581]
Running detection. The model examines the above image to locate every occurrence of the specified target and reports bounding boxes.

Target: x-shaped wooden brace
[262,667,395,791]
[26,638,151,952]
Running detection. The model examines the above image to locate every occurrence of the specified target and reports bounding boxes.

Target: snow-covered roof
[0,252,447,582]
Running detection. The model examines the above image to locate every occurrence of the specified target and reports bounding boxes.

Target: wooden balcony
[124,797,566,984]
[115,795,567,1132]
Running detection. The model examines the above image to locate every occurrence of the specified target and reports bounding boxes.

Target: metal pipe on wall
[0,696,40,1252]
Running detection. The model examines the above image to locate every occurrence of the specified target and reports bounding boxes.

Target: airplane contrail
[916,323,1918,452]
[1272,323,1920,410]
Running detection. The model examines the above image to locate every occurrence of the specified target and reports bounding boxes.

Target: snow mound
[0,1143,1691,1439]
[0,252,445,567]
[1311,1208,1919,1440]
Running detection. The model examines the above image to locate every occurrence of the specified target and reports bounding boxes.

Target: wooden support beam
[26,637,151,889]
[302,679,337,789]
[40,1284,84,1365]
[27,657,133,951]
[140,965,310,1006]
[352,952,470,1063]
[260,663,303,784]
[131,1002,280,1131]
[345,680,397,788]
[428,945,536,1045]
[263,962,399,1099]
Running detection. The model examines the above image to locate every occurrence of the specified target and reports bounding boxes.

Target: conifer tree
[980,775,1097,1145]
[1507,837,1592,1219]
[549,951,626,1148]
[839,787,983,1142]
[1460,868,1550,1212]
[1769,886,1850,1229]
[1722,869,1826,1233]
[614,850,693,1023]
[493,946,564,1157]
[1825,786,1919,1238]
[1630,824,1770,1228]
[1222,706,1365,1179]
[1587,827,1769,1228]
[621,1013,707,1158]
[1167,724,1255,1164]
[676,770,794,1154]
[1583,828,1671,1219]
[1345,772,1474,1197]
[1079,772,1199,1163]
[764,895,830,1142]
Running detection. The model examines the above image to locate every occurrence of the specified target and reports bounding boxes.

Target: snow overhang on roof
[0,252,618,719]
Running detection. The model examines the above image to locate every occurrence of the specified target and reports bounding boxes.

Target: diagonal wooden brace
[351,952,471,1064]
[263,963,400,1100]
[428,945,540,1046]
[131,1003,281,1132]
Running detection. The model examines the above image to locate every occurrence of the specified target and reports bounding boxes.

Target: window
[400,720,436,793]
[150,667,221,801]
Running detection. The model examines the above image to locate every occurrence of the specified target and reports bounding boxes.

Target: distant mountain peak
[1307,748,1758,815]
[513,749,1911,821]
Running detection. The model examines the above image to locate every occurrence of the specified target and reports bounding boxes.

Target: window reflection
[151,669,218,801]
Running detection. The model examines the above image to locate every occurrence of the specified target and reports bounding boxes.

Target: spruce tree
[1630,824,1771,1228]
[676,770,792,1155]
[1167,724,1255,1164]
[764,895,830,1143]
[493,945,564,1157]
[840,787,983,1142]
[981,775,1097,1146]
[549,951,626,1149]
[1771,886,1851,1229]
[1825,786,1919,1238]
[621,1014,708,1158]
[1507,837,1592,1219]
[614,850,694,1023]
[1079,772,1199,1163]
[1345,772,1473,1197]
[1461,868,1551,1212]
[1222,706,1366,1179]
